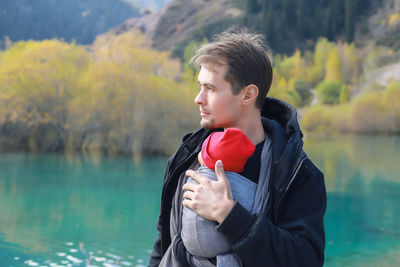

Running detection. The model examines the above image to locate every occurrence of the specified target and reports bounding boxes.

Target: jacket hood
[260,97,307,194]
[261,97,302,137]
[261,97,304,160]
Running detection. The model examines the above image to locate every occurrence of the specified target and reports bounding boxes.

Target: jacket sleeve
[148,218,162,267]
[216,159,326,267]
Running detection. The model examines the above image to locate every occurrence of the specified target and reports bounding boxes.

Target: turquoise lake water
[0,135,399,266]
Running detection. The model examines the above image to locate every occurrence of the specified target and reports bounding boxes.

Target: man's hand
[182,160,235,224]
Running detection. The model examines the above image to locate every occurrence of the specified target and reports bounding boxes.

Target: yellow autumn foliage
[325,46,343,82]
[0,40,89,126]
[1,31,399,154]
[0,31,198,155]
[301,81,400,135]
[388,13,400,26]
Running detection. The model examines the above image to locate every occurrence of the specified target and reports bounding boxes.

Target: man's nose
[194,89,204,105]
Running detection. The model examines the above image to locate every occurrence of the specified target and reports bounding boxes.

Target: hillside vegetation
[122,0,390,56]
[245,0,377,53]
[0,0,140,46]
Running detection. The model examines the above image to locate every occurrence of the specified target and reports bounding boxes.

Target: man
[149,30,326,267]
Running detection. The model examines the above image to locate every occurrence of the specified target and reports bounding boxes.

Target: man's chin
[200,119,215,129]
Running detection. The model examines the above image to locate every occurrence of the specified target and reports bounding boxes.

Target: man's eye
[199,86,215,91]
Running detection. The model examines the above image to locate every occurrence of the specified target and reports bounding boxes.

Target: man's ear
[242,84,259,106]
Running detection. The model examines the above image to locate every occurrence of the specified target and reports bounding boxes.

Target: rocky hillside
[115,0,400,57]
[356,0,400,92]
[115,0,244,57]
[355,0,400,50]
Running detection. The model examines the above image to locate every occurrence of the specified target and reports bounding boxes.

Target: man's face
[195,63,242,129]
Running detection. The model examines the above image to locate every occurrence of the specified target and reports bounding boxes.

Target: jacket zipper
[275,156,307,218]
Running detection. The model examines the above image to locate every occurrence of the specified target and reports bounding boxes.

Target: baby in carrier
[181,128,257,266]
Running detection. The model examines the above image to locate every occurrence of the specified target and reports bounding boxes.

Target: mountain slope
[0,0,140,46]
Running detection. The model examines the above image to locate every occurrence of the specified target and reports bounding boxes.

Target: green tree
[307,38,333,85]
[315,80,342,105]
[340,42,361,85]
[345,0,355,42]
[339,84,350,104]
[182,40,207,79]
[385,81,400,132]
[325,46,343,82]
[295,78,312,106]
[326,0,345,40]
[247,0,261,14]
[262,0,275,48]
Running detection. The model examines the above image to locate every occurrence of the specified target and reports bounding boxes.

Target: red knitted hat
[201,128,256,172]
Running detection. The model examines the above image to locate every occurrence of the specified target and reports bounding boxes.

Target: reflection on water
[0,135,399,266]
[304,134,400,188]
[304,135,400,266]
[4,240,142,266]
[0,153,165,266]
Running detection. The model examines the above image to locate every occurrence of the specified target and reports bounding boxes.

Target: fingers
[215,160,228,183]
[183,190,194,200]
[182,181,197,192]
[182,198,192,208]
[182,183,194,209]
[186,170,208,185]
[182,184,196,210]
[215,160,233,199]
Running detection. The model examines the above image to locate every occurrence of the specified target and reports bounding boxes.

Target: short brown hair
[191,29,273,109]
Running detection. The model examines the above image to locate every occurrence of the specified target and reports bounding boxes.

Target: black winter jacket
[149,97,326,267]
